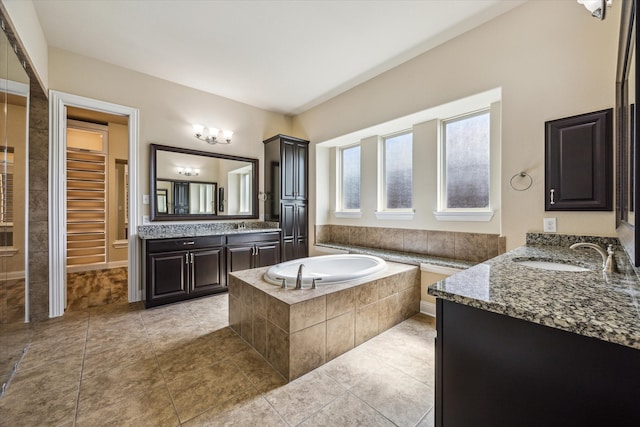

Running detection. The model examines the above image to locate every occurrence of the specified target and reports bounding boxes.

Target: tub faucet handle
[312,277,322,289]
[276,277,287,289]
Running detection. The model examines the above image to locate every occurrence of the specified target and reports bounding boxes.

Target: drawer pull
[183,241,196,246]
[550,188,555,205]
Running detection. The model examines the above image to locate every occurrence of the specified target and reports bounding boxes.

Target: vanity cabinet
[226,232,281,273]
[145,236,225,308]
[435,299,640,426]
[264,134,309,261]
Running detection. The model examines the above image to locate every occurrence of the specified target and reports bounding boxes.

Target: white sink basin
[513,259,591,272]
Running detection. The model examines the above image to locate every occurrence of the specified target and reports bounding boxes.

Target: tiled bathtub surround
[316,225,506,263]
[229,262,420,380]
[138,221,280,239]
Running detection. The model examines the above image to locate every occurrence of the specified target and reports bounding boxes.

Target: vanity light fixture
[577,0,612,20]
[193,124,233,144]
[178,167,200,177]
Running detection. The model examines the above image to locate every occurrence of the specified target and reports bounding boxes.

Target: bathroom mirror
[616,0,640,266]
[150,144,258,220]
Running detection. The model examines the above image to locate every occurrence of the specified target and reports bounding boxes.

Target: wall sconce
[193,124,233,144]
[178,167,200,176]
[577,0,612,20]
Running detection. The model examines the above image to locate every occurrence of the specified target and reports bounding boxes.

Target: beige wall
[294,0,620,250]
[48,47,293,221]
[107,122,128,264]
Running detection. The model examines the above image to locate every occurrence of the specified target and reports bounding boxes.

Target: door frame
[49,90,140,318]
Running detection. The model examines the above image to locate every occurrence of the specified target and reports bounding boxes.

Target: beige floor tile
[349,363,434,427]
[264,370,347,426]
[207,326,253,356]
[416,407,435,427]
[82,338,156,379]
[77,356,164,415]
[75,384,180,427]
[185,395,287,427]
[297,392,396,427]
[319,345,384,389]
[231,347,287,393]
[10,357,82,394]
[147,325,214,353]
[166,360,256,423]
[0,378,78,426]
[156,335,228,382]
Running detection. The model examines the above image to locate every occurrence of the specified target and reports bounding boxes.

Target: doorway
[49,91,140,318]
[65,113,129,310]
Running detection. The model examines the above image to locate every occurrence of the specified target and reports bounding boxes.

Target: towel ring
[510,171,533,191]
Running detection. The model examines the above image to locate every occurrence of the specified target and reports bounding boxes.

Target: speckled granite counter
[138,222,280,239]
[315,243,475,271]
[428,243,640,350]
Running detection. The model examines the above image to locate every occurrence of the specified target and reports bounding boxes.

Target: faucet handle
[312,277,322,289]
[607,244,614,255]
[276,277,287,289]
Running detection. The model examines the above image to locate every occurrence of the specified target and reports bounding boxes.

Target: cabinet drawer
[226,232,281,245]
[147,235,225,253]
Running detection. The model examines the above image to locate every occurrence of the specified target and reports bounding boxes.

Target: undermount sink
[512,258,591,272]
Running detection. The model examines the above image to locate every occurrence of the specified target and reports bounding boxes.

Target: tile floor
[0,293,436,427]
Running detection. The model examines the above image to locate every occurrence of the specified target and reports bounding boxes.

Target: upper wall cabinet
[545,109,613,211]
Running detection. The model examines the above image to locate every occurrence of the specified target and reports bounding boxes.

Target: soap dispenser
[605,244,617,273]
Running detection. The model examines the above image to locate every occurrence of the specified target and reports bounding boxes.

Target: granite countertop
[138,222,280,239]
[315,243,475,271]
[428,244,640,350]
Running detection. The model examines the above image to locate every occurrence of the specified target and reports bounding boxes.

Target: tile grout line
[72,309,91,427]
[139,309,184,426]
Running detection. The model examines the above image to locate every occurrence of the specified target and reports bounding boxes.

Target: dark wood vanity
[143,230,281,308]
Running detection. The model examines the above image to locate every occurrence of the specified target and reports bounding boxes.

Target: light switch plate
[142,215,150,225]
[543,217,557,233]
[142,194,150,205]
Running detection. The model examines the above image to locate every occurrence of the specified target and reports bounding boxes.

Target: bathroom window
[338,144,361,212]
[437,109,493,220]
[378,131,413,218]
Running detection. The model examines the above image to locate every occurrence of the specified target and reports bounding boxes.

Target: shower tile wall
[315,225,506,263]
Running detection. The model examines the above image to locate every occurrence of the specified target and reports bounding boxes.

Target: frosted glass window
[384,132,413,209]
[340,145,360,210]
[444,111,490,209]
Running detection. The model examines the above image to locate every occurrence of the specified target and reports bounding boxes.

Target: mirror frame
[616,0,640,266]
[149,143,259,221]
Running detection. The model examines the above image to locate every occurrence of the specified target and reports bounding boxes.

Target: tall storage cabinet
[264,134,309,261]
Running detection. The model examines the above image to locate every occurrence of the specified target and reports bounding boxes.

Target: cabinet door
[282,239,295,262]
[227,245,254,273]
[255,241,281,268]
[545,109,612,211]
[294,141,308,200]
[281,202,296,240]
[295,203,307,239]
[281,139,297,200]
[147,251,189,305]
[191,247,225,293]
[294,237,308,259]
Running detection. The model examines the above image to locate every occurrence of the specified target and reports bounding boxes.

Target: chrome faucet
[569,242,616,273]
[295,264,305,289]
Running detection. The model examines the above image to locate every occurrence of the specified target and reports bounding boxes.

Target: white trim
[433,210,494,222]
[375,210,415,220]
[109,260,128,269]
[0,247,19,257]
[0,78,29,96]
[49,91,140,318]
[420,300,436,317]
[112,239,128,249]
[334,210,362,218]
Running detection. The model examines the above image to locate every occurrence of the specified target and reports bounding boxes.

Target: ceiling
[33,0,526,115]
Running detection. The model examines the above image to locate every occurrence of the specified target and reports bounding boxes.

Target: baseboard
[420,300,436,317]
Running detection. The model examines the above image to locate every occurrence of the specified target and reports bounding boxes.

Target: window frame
[376,130,414,220]
[335,143,362,217]
[436,108,494,222]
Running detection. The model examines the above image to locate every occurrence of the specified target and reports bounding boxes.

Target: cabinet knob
[550,188,556,205]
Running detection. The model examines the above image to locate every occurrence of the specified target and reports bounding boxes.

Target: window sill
[375,210,415,220]
[0,247,19,257]
[433,210,494,222]
[334,211,362,219]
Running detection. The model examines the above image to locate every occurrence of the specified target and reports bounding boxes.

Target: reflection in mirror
[616,0,639,266]
[0,13,30,392]
[115,160,128,239]
[150,144,258,220]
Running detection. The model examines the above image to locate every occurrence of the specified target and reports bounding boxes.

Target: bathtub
[264,254,387,287]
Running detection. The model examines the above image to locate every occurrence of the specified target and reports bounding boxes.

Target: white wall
[294,0,620,250]
[48,47,293,221]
